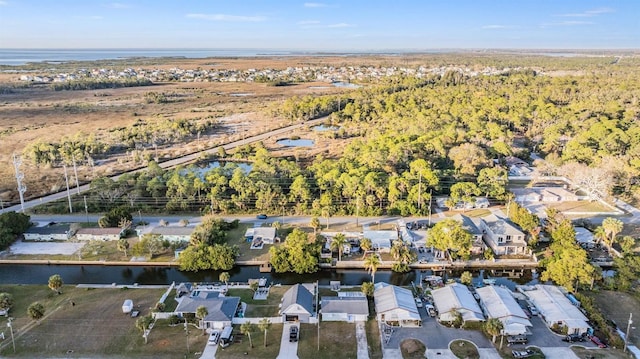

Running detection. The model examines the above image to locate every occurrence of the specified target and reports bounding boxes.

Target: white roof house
[479,214,528,256]
[476,285,532,335]
[75,227,124,241]
[432,283,484,323]
[521,285,591,335]
[363,230,397,252]
[451,214,485,255]
[321,296,369,322]
[244,227,277,244]
[149,226,194,242]
[374,283,421,327]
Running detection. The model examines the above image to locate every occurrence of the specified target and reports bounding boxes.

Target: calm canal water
[0,264,536,287]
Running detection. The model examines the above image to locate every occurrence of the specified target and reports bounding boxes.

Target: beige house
[480,214,528,256]
[148,226,194,242]
[76,227,124,241]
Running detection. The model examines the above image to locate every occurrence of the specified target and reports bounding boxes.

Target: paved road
[1,117,328,214]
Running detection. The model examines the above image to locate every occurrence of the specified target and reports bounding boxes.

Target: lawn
[297,322,357,359]
[0,285,199,358]
[226,285,289,317]
[547,201,615,213]
[216,323,283,359]
[449,339,478,359]
[365,319,383,359]
[586,291,640,348]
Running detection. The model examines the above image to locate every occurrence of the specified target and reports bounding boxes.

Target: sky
[0,0,638,50]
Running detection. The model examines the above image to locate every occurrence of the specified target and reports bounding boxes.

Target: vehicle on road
[588,334,606,348]
[289,326,299,342]
[507,335,528,345]
[563,333,585,342]
[512,349,535,359]
[208,330,220,345]
[256,214,268,219]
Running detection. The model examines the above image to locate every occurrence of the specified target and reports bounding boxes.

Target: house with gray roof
[148,226,194,242]
[479,214,528,256]
[451,214,485,255]
[321,294,368,322]
[76,227,124,241]
[24,224,72,241]
[280,283,315,323]
[374,282,421,327]
[175,291,240,330]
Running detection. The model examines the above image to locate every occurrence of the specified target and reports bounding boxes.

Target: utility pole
[84,196,89,224]
[624,312,633,352]
[428,189,433,227]
[72,154,80,194]
[316,281,320,351]
[356,196,360,227]
[7,317,15,353]
[63,163,73,213]
[12,154,26,213]
[417,171,422,210]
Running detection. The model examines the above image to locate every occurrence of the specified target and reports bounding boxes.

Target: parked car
[563,333,585,342]
[208,330,220,345]
[588,334,607,348]
[512,349,535,359]
[528,305,539,316]
[415,297,423,308]
[507,335,528,345]
[425,304,437,317]
[289,326,299,342]
[256,214,268,219]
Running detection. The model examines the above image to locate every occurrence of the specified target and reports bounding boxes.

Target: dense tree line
[0,212,31,250]
[50,78,152,91]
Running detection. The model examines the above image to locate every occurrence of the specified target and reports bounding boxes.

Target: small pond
[332,81,361,89]
[313,125,339,132]
[276,138,315,147]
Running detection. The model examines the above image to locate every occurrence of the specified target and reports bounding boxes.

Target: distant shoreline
[1,48,633,66]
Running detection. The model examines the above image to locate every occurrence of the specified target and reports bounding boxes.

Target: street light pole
[624,312,633,352]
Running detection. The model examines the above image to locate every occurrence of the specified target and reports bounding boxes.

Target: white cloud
[481,25,507,29]
[556,7,614,17]
[186,13,266,22]
[304,2,327,8]
[541,20,594,28]
[104,2,130,9]
[328,23,355,28]
[298,20,320,25]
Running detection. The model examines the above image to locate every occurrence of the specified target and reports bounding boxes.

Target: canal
[0,264,537,287]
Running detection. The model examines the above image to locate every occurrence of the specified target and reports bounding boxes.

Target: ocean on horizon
[0,48,303,66]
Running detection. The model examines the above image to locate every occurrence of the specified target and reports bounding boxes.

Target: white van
[219,326,234,348]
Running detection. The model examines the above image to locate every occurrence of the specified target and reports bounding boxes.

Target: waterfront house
[280,284,315,323]
[75,227,124,241]
[476,285,532,335]
[24,224,72,241]
[175,291,240,330]
[374,282,421,327]
[363,229,397,252]
[148,226,194,242]
[479,214,528,256]
[244,227,277,244]
[451,214,485,255]
[321,292,368,322]
[432,283,484,324]
[519,285,591,335]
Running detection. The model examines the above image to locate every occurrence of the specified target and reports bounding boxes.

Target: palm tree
[364,254,381,283]
[195,305,208,335]
[602,217,623,247]
[258,318,271,347]
[241,321,254,348]
[593,226,607,245]
[310,217,321,235]
[360,238,372,258]
[485,318,504,343]
[390,240,404,260]
[219,272,230,292]
[330,233,348,261]
[117,238,130,257]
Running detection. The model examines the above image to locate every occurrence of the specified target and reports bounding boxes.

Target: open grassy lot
[547,201,615,213]
[297,322,357,359]
[586,291,640,348]
[0,285,203,358]
[571,346,629,359]
[400,338,426,359]
[216,323,283,359]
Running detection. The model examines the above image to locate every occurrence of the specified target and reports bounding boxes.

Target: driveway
[276,323,299,359]
[384,308,493,350]
[356,321,369,359]
[199,342,218,359]
[524,316,596,349]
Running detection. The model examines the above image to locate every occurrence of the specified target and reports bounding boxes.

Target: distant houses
[148,226,194,242]
[24,224,72,241]
[75,227,124,241]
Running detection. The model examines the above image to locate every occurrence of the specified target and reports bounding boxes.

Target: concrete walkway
[382,348,403,359]
[356,321,369,359]
[276,323,299,359]
[425,349,457,358]
[477,347,503,359]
